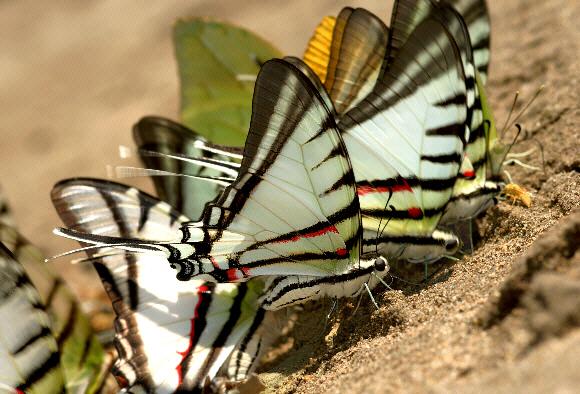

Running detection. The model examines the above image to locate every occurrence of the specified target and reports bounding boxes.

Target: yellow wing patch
[302,16,336,84]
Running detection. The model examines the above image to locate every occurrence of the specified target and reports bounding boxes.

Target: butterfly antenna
[505,85,544,134]
[375,188,394,257]
[500,91,520,140]
[388,273,425,287]
[498,124,523,169]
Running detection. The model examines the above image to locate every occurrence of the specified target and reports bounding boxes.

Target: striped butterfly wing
[132,116,234,221]
[164,58,360,283]
[0,243,66,394]
[302,15,336,84]
[324,8,389,116]
[382,0,434,77]
[339,9,468,261]
[156,58,388,309]
[381,0,500,224]
[52,179,279,392]
[303,8,389,117]
[174,18,283,146]
[133,116,284,386]
[385,1,478,135]
[441,0,504,222]
[55,59,363,289]
[448,0,491,83]
[0,223,115,394]
[283,56,335,117]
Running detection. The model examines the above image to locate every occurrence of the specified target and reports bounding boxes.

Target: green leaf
[174,18,283,146]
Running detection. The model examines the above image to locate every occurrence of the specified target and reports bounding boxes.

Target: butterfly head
[404,230,461,264]
[374,255,388,272]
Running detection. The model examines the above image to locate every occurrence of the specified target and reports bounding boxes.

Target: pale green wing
[174,18,283,146]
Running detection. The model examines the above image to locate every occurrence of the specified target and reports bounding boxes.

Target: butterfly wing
[440,0,504,222]
[56,59,361,283]
[302,15,336,84]
[324,8,389,116]
[0,243,66,394]
[339,9,468,259]
[448,0,491,83]
[174,18,283,146]
[132,116,234,221]
[0,223,115,393]
[52,179,278,392]
[168,58,360,282]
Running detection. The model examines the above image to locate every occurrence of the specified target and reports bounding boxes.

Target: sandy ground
[1,0,579,393]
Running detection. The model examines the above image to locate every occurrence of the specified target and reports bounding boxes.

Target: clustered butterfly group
[1,0,536,393]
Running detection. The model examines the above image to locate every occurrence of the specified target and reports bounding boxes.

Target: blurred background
[0,0,392,298]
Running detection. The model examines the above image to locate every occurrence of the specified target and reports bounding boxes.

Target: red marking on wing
[357,182,413,196]
[176,285,210,385]
[15,390,25,394]
[210,257,219,268]
[226,269,239,281]
[271,225,348,256]
[225,267,251,281]
[408,207,422,218]
[462,170,475,178]
[115,376,128,389]
[273,225,340,244]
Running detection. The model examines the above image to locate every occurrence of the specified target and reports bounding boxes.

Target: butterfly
[0,242,66,394]
[55,57,390,312]
[358,0,503,226]
[130,116,235,221]
[147,4,470,264]
[335,3,472,263]
[0,203,115,393]
[302,1,502,246]
[437,0,506,224]
[174,17,283,147]
[304,7,389,117]
[51,178,281,392]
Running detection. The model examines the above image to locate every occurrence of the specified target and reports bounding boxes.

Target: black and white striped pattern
[0,223,114,394]
[155,59,362,283]
[449,0,491,83]
[52,178,279,392]
[338,8,468,261]
[0,243,65,393]
[441,0,504,223]
[133,116,234,221]
[323,8,389,116]
[54,59,391,309]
